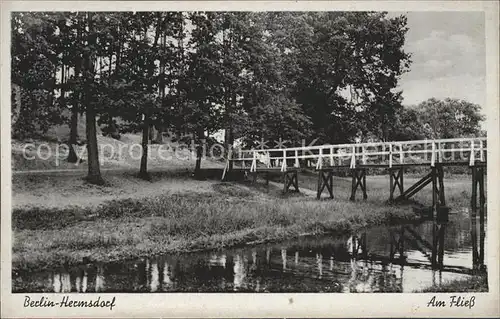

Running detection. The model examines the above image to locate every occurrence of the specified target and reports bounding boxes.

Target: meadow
[12,166,476,273]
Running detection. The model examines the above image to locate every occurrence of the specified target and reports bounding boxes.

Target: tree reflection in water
[17,215,487,293]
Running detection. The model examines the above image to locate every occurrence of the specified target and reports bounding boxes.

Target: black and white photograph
[1,1,499,318]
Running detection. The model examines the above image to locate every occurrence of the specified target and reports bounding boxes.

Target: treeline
[392,98,485,141]
[11,11,481,183]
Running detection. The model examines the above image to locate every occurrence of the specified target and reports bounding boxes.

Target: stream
[13,210,487,293]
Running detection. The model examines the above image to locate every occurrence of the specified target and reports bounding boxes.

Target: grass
[420,274,488,292]
[12,162,478,275]
[267,169,473,210]
[12,132,224,172]
[12,170,216,209]
[12,180,422,273]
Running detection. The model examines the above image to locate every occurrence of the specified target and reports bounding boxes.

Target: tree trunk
[155,30,167,146]
[84,12,104,185]
[194,127,204,178]
[139,114,151,180]
[86,108,103,184]
[67,103,80,162]
[68,19,82,163]
[138,13,162,179]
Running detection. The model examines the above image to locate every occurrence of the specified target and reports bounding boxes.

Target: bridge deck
[222,137,487,179]
[231,161,486,172]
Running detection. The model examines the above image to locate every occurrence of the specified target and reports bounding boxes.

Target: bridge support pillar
[389,167,404,202]
[283,170,299,193]
[316,170,334,199]
[395,171,432,202]
[350,168,367,201]
[431,165,446,219]
[471,165,486,269]
[431,221,447,269]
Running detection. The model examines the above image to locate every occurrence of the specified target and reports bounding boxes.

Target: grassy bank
[420,274,488,292]
[12,180,421,273]
[267,169,474,210]
[12,169,217,209]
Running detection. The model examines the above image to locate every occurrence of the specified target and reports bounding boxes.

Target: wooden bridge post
[283,170,299,193]
[431,222,447,269]
[437,165,446,207]
[478,166,486,266]
[470,165,486,268]
[389,167,404,202]
[431,164,446,219]
[350,168,367,201]
[431,222,438,267]
[437,223,446,267]
[316,170,334,199]
[221,148,233,181]
[470,166,479,266]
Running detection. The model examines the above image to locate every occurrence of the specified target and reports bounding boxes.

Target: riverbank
[420,274,488,292]
[12,173,423,273]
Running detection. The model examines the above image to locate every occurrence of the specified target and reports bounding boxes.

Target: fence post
[469,139,475,166]
[431,141,436,167]
[362,146,366,165]
[316,148,323,170]
[222,148,232,181]
[295,150,299,168]
[350,145,356,169]
[438,141,442,163]
[251,151,257,172]
[399,143,404,164]
[281,150,287,172]
[479,140,484,162]
[389,143,393,168]
[330,146,334,166]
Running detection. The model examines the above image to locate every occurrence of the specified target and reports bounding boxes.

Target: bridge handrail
[225,137,487,173]
[235,137,486,153]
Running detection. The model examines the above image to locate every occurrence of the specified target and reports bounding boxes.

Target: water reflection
[14,215,487,293]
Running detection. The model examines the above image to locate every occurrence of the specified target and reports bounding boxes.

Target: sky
[389,12,486,108]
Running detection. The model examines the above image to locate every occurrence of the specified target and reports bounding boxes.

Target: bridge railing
[224,137,487,173]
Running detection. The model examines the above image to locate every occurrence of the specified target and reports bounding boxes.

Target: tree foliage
[18,12,485,179]
[413,98,485,139]
[11,13,64,139]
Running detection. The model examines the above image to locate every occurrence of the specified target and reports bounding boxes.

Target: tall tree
[82,12,104,184]
[183,12,224,176]
[11,12,64,139]
[12,11,416,179]
[54,12,84,162]
[264,12,411,144]
[415,98,485,139]
[391,107,427,141]
[240,12,312,147]
[137,13,163,180]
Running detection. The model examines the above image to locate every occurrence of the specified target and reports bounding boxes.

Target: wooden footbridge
[222,137,487,219]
